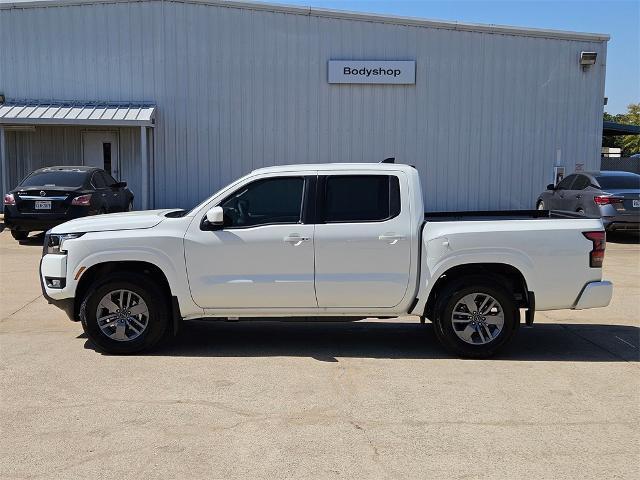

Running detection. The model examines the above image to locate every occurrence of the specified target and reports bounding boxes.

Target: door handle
[378,233,406,244]
[284,234,310,246]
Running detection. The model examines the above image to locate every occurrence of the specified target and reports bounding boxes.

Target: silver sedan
[536,171,640,232]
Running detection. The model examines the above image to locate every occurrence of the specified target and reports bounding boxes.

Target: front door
[314,172,412,308]
[82,131,119,177]
[184,175,317,309]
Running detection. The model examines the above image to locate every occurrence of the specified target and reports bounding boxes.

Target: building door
[82,131,119,178]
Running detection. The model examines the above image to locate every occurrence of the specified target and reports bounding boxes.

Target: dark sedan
[3,166,134,241]
[536,171,640,232]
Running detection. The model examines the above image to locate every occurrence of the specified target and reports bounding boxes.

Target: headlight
[46,233,85,255]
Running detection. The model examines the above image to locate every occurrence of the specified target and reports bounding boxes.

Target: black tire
[127,200,134,212]
[536,200,545,210]
[80,272,171,354]
[11,230,28,241]
[432,276,519,358]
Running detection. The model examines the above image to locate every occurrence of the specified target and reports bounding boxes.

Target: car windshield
[20,170,87,188]
[596,175,640,190]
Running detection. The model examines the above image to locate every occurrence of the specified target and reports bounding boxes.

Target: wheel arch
[423,263,531,320]
[73,261,181,333]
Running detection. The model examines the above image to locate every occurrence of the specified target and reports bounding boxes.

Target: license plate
[35,200,51,210]
[633,200,640,208]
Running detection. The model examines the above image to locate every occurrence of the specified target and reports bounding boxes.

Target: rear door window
[556,174,576,190]
[323,175,400,222]
[572,175,590,190]
[92,172,107,189]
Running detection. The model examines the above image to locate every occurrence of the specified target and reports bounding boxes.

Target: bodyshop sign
[328,60,416,84]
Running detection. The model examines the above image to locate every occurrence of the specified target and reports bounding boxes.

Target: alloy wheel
[451,293,505,345]
[96,289,150,341]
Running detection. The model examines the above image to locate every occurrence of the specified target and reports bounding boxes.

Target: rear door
[313,172,412,308]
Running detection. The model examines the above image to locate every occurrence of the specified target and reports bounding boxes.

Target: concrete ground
[1,225,638,480]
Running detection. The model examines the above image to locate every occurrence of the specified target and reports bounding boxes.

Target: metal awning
[0,101,155,127]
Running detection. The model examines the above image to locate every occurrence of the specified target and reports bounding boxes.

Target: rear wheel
[433,277,519,358]
[80,273,171,354]
[536,200,545,210]
[127,200,134,212]
[11,230,28,241]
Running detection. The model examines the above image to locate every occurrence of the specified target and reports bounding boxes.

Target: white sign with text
[328,60,416,84]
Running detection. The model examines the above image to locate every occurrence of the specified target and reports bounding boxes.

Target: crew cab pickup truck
[40,162,613,357]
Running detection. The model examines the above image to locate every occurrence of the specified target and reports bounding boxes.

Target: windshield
[20,170,87,188]
[596,174,640,190]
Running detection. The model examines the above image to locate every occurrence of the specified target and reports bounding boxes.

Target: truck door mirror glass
[546,183,555,191]
[206,206,225,227]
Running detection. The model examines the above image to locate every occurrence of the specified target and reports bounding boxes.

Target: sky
[273,0,639,115]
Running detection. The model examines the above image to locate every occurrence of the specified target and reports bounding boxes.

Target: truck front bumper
[572,281,613,310]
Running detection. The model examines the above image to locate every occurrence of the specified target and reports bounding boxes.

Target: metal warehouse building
[0,0,608,211]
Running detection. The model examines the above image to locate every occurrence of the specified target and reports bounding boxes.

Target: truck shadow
[85,320,640,362]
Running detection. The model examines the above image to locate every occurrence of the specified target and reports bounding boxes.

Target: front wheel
[433,278,519,358]
[80,273,171,354]
[537,200,545,210]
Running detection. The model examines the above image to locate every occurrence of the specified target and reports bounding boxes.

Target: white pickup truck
[40,162,613,357]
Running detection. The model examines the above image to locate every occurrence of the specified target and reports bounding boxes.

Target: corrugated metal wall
[0,0,607,211]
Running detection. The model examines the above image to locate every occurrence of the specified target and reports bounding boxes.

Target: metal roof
[603,121,640,136]
[0,0,610,42]
[0,102,156,127]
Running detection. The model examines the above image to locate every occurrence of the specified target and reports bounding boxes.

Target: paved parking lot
[1,226,638,479]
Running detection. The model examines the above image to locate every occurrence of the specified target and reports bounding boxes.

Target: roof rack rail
[380,157,395,164]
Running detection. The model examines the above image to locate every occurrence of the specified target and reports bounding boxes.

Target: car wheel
[433,277,519,358]
[80,273,171,354]
[577,208,585,215]
[537,200,545,210]
[127,200,133,212]
[11,230,28,241]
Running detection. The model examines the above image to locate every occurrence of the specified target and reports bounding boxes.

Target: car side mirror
[112,181,127,188]
[546,183,555,191]
[204,206,225,230]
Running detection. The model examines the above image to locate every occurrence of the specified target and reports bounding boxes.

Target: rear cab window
[20,170,88,188]
[596,175,640,190]
[321,175,401,223]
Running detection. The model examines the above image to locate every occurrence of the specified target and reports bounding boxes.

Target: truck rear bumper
[572,281,613,310]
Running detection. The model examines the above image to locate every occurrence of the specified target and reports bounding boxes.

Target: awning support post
[0,127,7,206]
[140,126,148,210]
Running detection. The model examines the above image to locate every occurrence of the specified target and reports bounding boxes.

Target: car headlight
[46,233,85,255]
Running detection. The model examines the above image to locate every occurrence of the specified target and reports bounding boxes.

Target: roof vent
[380,157,395,164]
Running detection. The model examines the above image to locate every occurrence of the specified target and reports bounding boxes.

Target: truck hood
[50,209,175,234]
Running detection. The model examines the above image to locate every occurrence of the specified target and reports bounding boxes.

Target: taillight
[594,195,623,206]
[583,231,606,268]
[3,193,15,205]
[71,194,92,206]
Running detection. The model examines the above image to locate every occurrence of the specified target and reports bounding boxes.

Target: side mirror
[205,206,225,229]
[546,183,555,191]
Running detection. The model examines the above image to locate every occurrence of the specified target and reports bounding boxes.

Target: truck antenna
[381,157,395,164]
